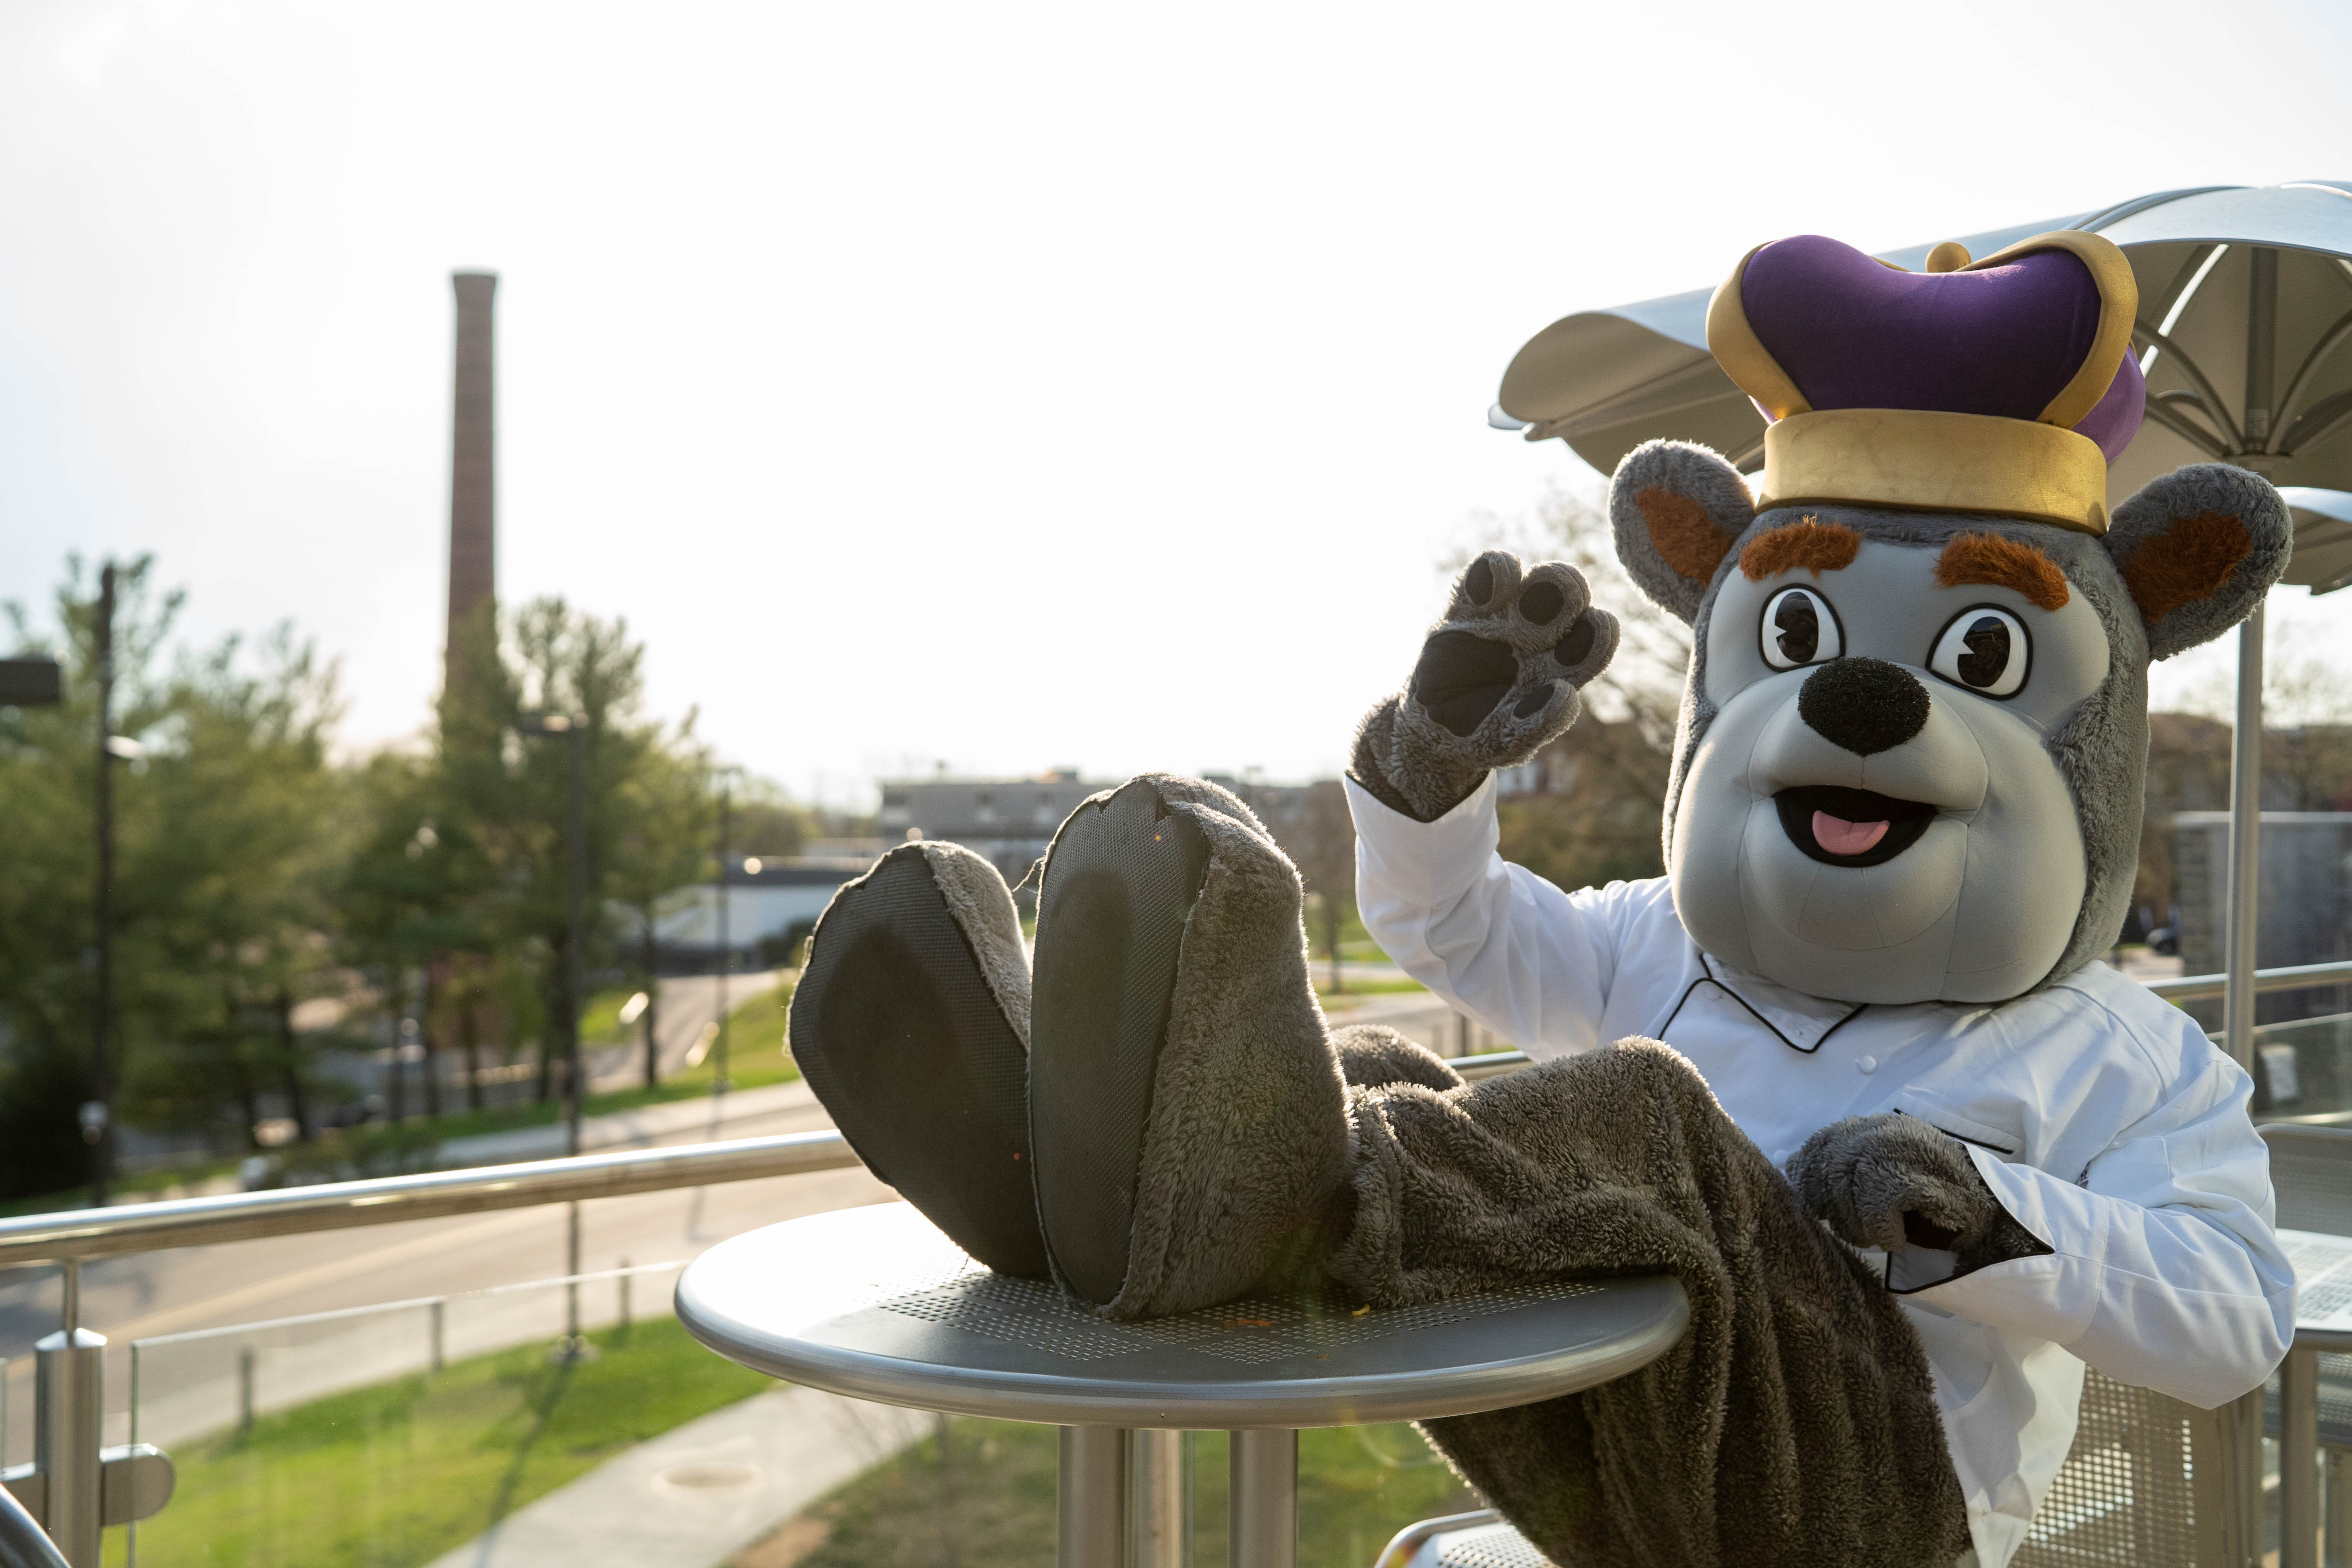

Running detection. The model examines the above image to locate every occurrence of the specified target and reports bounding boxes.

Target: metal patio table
[2274,1227,2352,1568]
[676,1201,1688,1568]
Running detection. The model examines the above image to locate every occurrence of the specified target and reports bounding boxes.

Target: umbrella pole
[2224,602,2264,1070]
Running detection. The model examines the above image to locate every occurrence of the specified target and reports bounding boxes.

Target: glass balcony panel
[2245,1009,2352,1121]
[121,1262,701,1568]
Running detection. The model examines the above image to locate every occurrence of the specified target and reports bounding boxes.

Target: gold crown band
[1757,409,2112,536]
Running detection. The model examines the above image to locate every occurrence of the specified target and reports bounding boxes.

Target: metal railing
[0,1128,865,1565]
[0,988,2341,1565]
[2146,958,2352,1005]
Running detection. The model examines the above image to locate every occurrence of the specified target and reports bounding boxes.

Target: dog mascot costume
[790,231,2297,1568]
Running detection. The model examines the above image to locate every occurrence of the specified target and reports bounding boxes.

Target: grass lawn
[413,980,800,1147]
[734,1417,1477,1568]
[116,1314,773,1568]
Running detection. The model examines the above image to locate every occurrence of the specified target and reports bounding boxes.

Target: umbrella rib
[2270,308,2352,453]
[2133,322,2246,452]
[2140,394,2230,458]
[2280,396,2352,463]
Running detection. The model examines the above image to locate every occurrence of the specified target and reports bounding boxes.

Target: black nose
[1797,657,1930,756]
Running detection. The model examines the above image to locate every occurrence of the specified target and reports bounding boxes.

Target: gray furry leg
[1333,1041,1969,1568]
[1332,1024,1463,1090]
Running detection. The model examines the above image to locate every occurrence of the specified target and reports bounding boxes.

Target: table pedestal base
[1056,1427,1299,1568]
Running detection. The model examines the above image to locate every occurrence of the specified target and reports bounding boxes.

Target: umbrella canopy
[1496,184,2352,570]
[2279,488,2352,594]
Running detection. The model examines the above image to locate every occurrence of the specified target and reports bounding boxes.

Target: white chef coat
[1347,774,2295,1568]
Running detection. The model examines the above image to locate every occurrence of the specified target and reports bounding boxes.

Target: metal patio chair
[2262,1122,2352,1568]
[1370,1366,2246,1568]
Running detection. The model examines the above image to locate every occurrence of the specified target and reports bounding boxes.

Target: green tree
[0,558,344,1194]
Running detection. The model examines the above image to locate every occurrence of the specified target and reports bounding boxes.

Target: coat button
[1856,1055,1878,1074]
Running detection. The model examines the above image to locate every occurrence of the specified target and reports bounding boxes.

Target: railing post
[1229,1428,1297,1568]
[2283,1343,2321,1568]
[33,1330,103,1566]
[1133,1429,1183,1568]
[2325,1447,2348,1568]
[1057,1426,1127,1568]
[2190,1385,2264,1568]
[236,1348,255,1437]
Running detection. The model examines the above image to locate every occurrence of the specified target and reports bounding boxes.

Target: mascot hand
[1788,1114,2047,1273]
[1349,550,1619,821]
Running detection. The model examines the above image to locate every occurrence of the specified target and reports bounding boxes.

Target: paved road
[0,972,1494,1465]
[584,969,786,1092]
[0,1083,890,1463]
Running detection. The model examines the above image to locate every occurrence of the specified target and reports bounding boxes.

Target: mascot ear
[1607,440,1755,625]
[2103,464,2293,660]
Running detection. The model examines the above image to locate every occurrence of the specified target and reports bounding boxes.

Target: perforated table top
[2281,1228,2352,1335]
[676,1202,1688,1429]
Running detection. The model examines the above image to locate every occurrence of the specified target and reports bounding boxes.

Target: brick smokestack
[446,272,498,661]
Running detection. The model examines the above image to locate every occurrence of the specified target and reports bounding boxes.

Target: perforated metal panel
[1428,1522,1556,1567]
[2263,1124,2352,1236]
[2264,1351,2352,1449]
[2011,1368,2196,1568]
[874,1260,1603,1366]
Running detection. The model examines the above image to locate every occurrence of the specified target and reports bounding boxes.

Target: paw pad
[1408,551,1621,758]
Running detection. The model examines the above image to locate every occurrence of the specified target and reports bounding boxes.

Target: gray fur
[1332,1024,1465,1090]
[1331,1039,1969,1568]
[2105,463,2294,660]
[1350,550,1621,822]
[1788,1114,2048,1276]
[1093,775,1353,1320]
[914,841,1031,1048]
[1609,439,1757,624]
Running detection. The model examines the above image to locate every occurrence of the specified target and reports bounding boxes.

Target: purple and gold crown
[1707,232,2145,534]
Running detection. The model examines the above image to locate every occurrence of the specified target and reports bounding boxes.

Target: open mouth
[1773,786,1939,869]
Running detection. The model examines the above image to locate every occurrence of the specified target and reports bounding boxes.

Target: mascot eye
[1929,606,2032,698]
[1759,587,1842,670]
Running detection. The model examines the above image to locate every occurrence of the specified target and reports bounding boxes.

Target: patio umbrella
[1493,184,2352,1067]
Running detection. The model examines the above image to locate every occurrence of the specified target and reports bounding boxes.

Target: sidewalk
[432,1081,819,1168]
[422,1383,929,1568]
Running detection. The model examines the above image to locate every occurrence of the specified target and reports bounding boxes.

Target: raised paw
[1410,550,1620,750]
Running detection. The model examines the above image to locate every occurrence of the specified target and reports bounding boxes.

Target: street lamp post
[91,566,121,1209]
[2,651,70,1183]
[517,712,589,1361]
[714,770,735,1097]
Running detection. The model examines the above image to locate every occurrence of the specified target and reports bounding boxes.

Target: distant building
[877,770,1103,884]
[650,857,872,972]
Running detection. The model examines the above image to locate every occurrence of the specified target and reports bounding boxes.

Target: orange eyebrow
[1935,532,2069,610]
[1738,518,1860,581]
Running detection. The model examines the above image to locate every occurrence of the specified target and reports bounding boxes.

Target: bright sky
[4,1,2351,805]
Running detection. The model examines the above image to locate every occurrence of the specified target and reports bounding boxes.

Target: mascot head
[1607,232,2292,1005]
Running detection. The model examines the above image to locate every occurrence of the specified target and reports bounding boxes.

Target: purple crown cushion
[1742,235,2134,450]
[2073,348,2145,462]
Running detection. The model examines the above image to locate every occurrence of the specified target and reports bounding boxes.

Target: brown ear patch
[1738,517,1860,581]
[1935,533,2070,611]
[2123,511,2254,624]
[1636,486,1736,583]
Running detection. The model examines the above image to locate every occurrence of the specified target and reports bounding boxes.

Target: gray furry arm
[1788,1114,2051,1277]
[1348,549,1620,823]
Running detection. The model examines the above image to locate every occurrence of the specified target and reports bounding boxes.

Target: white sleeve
[1908,1040,2295,1410]
[1345,773,1622,1057]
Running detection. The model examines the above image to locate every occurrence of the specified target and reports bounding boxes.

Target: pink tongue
[1813,811,1889,856]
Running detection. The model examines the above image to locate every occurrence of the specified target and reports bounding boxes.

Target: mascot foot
[1029,775,1352,1318]
[1333,1024,1463,1090]
[789,841,1049,1277]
